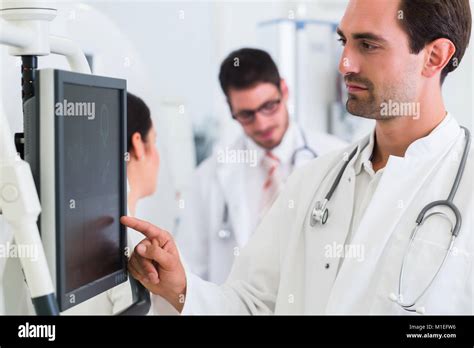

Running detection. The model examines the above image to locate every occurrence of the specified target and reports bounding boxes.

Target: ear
[280,78,289,101]
[130,132,145,160]
[422,38,456,80]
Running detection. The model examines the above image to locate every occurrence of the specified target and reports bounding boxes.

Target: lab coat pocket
[398,220,472,314]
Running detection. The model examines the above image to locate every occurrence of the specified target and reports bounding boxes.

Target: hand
[121,216,186,312]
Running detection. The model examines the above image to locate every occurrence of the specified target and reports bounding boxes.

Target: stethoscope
[218,126,317,240]
[290,127,318,166]
[310,126,471,314]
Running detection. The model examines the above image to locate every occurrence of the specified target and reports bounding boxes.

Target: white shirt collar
[354,113,460,175]
[404,113,460,158]
[354,130,376,176]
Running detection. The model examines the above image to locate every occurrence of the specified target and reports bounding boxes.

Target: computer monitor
[36,69,128,311]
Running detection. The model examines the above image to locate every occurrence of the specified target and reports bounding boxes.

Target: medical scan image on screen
[60,84,122,294]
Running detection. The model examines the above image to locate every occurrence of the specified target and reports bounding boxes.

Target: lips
[258,128,275,140]
[345,78,370,93]
[346,83,368,93]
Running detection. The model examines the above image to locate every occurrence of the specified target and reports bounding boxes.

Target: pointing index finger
[120,216,169,246]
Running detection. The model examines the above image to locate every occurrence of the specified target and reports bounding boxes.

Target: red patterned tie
[260,151,281,217]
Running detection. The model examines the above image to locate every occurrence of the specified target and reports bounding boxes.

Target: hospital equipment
[0,0,149,315]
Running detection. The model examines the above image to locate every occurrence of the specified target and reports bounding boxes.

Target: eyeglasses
[231,98,282,125]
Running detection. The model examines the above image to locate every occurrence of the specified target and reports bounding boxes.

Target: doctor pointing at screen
[122,0,473,314]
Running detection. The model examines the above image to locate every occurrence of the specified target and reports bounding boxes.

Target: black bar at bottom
[0,315,473,346]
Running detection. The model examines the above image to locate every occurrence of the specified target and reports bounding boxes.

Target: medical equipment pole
[0,109,59,315]
[0,1,90,315]
[1,1,149,316]
[0,1,62,316]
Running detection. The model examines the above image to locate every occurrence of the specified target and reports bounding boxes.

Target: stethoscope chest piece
[309,145,360,227]
[310,199,329,226]
[218,228,232,239]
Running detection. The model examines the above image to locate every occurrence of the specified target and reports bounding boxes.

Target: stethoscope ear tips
[416,307,426,315]
[389,293,398,302]
[388,293,426,314]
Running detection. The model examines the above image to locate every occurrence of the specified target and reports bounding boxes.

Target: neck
[128,191,139,217]
[371,87,446,172]
[127,162,142,217]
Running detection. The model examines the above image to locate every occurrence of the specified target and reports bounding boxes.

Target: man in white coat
[175,48,346,284]
[122,0,473,314]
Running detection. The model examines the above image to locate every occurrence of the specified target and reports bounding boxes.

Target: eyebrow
[336,27,388,44]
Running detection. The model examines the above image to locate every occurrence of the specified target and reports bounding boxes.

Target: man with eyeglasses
[174,48,346,285]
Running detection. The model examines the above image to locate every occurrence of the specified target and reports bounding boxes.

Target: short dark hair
[398,0,471,84]
[218,48,281,97]
[127,92,152,152]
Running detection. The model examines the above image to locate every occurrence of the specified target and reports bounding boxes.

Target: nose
[252,112,272,130]
[338,46,360,76]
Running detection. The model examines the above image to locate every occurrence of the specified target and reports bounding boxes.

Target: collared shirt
[338,113,455,274]
[243,121,305,238]
[347,130,384,244]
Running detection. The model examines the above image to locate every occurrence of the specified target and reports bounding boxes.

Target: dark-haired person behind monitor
[65,92,160,314]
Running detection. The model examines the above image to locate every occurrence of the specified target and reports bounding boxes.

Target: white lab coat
[155,114,473,314]
[175,123,347,284]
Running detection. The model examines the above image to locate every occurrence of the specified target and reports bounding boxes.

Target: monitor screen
[38,69,128,311]
[61,84,122,293]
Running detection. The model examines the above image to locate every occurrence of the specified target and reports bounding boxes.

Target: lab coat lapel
[303,138,367,313]
[215,138,252,247]
[325,117,463,314]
